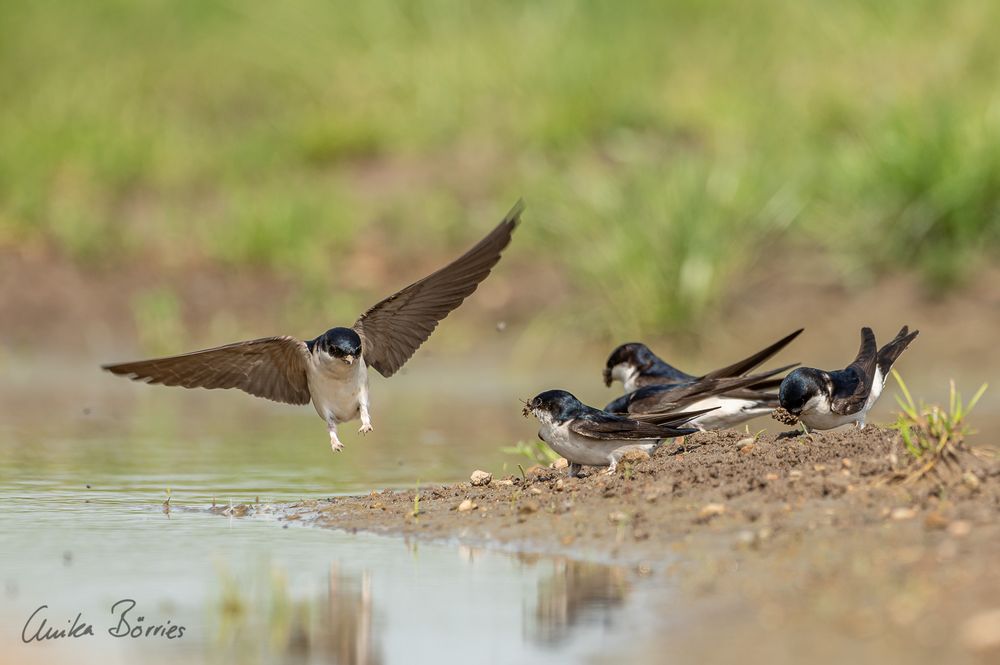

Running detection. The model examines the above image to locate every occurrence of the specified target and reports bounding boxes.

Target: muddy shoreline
[269,427,1000,663]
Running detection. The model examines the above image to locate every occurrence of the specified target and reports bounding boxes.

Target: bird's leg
[567,462,582,478]
[328,420,345,453]
[357,386,373,435]
[605,456,619,475]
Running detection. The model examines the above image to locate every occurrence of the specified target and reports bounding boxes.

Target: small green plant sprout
[411,482,421,519]
[891,370,988,481]
[501,440,561,466]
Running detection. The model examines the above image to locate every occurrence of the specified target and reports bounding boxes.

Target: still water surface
[0,357,659,665]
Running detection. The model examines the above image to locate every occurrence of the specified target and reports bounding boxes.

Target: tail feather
[877,326,919,376]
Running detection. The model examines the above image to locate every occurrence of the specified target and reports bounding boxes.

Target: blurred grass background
[1,0,999,345]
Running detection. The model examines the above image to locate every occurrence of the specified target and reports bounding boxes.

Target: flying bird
[777,325,919,432]
[602,329,803,430]
[103,200,524,453]
[522,389,714,476]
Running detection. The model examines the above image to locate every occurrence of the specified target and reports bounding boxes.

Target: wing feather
[830,327,878,415]
[102,336,312,405]
[353,201,522,377]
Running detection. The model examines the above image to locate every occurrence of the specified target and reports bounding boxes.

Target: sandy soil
[271,427,1000,664]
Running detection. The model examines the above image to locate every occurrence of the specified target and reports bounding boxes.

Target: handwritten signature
[22,599,185,642]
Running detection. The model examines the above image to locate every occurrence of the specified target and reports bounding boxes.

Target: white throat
[612,363,640,393]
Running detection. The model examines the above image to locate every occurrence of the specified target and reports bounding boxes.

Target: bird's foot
[330,437,345,453]
[358,422,373,435]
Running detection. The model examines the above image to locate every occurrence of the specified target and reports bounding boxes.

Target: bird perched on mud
[103,201,524,454]
[522,390,714,476]
[776,325,919,432]
[604,363,797,429]
[602,329,803,430]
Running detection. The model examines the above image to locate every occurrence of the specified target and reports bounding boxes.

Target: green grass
[1,1,999,337]
[891,370,988,481]
[501,439,562,467]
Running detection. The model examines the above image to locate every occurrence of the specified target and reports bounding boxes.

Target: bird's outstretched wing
[354,201,522,377]
[102,336,313,405]
[830,327,878,415]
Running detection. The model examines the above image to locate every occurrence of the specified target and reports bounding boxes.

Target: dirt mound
[282,426,997,557]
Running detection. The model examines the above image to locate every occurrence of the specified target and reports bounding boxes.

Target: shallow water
[0,357,660,665]
[1,351,995,665]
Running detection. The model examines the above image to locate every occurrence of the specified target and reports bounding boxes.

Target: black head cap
[778,368,827,415]
[315,327,363,358]
[524,389,584,421]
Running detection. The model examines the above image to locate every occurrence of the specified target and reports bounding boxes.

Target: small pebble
[923,511,949,530]
[470,470,492,487]
[696,503,726,523]
[890,507,917,521]
[518,501,540,515]
[962,472,981,490]
[948,520,972,538]
[457,499,477,512]
[619,450,650,465]
[552,458,569,470]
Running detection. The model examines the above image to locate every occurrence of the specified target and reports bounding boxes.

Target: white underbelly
[308,359,367,423]
[800,410,860,430]
[540,421,658,467]
[683,396,772,430]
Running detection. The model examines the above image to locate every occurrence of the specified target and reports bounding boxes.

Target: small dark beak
[602,368,612,387]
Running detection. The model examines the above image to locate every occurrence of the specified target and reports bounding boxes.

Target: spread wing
[353,201,522,378]
[830,327,878,415]
[102,336,313,405]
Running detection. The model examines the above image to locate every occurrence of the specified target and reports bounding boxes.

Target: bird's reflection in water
[524,555,630,646]
[213,562,382,665]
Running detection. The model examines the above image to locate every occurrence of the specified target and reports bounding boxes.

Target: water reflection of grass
[1,2,998,337]
[212,561,380,665]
